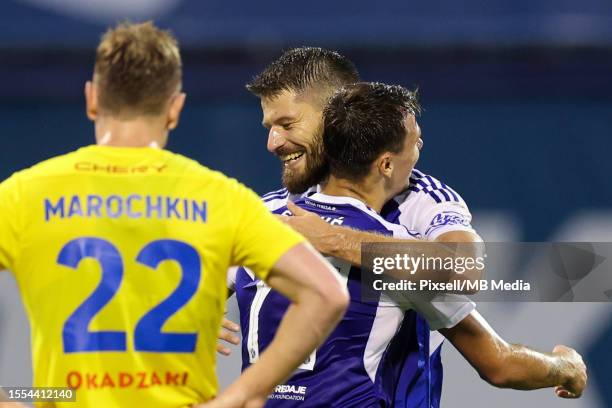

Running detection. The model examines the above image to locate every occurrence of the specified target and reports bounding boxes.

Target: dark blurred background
[0,1,611,407]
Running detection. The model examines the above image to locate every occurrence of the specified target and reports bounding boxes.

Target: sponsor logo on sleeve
[425,211,471,235]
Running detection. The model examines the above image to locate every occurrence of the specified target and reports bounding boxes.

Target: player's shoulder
[16,146,248,195]
[164,151,251,193]
[260,185,317,211]
[5,146,197,180]
[306,192,417,238]
[396,168,466,206]
[164,150,218,178]
[381,168,474,237]
[0,148,94,201]
[261,187,290,204]
[381,168,471,229]
[2,148,88,188]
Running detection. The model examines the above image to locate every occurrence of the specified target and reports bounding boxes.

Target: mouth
[280,151,306,167]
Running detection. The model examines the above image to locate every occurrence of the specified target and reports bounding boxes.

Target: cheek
[412,146,420,163]
[280,129,304,148]
[295,129,316,150]
[400,149,419,178]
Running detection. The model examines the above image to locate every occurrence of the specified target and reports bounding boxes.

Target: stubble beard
[282,130,328,194]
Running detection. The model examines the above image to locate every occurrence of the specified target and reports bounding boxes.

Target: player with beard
[217,47,587,405]
[248,47,480,278]
[226,47,474,407]
[228,81,587,407]
[230,83,474,407]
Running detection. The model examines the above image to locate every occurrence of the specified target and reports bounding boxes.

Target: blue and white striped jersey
[229,183,475,407]
[257,169,476,407]
[260,168,475,241]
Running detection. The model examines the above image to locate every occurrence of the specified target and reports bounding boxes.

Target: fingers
[216,333,239,355]
[552,344,587,398]
[555,386,580,399]
[287,201,307,215]
[221,318,240,332]
[217,329,240,355]
[216,343,232,356]
[219,329,240,345]
[217,319,240,356]
[553,344,571,354]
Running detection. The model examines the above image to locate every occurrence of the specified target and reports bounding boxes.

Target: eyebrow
[262,116,295,128]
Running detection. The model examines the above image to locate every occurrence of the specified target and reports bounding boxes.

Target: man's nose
[267,128,286,153]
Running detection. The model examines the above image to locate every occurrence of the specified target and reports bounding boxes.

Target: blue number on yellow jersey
[0,145,304,408]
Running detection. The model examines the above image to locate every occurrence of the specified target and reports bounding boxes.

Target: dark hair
[323,82,421,181]
[95,21,182,117]
[246,47,359,99]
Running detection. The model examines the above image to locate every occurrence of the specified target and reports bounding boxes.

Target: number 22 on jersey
[58,237,201,353]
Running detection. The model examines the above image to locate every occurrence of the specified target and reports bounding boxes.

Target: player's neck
[94,115,168,149]
[322,176,386,213]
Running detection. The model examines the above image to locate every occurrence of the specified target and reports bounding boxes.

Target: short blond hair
[94,21,182,117]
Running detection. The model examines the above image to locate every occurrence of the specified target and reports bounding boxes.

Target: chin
[282,174,310,194]
[281,155,328,194]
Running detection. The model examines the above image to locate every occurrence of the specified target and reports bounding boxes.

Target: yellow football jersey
[0,145,304,407]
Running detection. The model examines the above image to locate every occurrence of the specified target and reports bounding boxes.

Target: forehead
[260,89,321,123]
[404,113,416,130]
[261,90,299,113]
[403,113,420,136]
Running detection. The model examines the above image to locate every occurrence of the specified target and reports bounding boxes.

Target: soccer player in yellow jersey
[0,22,348,408]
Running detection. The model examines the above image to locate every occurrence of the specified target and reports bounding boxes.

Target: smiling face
[261,89,328,193]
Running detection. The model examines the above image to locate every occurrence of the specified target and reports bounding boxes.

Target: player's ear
[377,153,394,178]
[167,92,186,131]
[85,81,98,121]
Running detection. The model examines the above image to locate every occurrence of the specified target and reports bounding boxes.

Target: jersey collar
[307,192,376,214]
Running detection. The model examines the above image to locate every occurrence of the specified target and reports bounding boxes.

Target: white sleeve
[396,191,475,240]
[408,293,475,331]
[418,201,475,240]
[381,291,474,330]
[227,266,238,291]
[384,183,476,330]
[396,197,476,329]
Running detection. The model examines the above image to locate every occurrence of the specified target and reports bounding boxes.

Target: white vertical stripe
[429,330,445,356]
[247,281,271,363]
[363,305,404,382]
